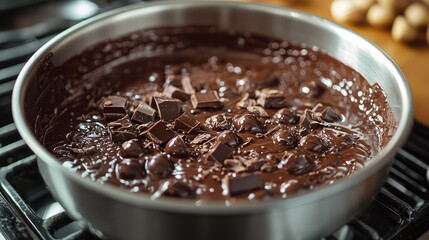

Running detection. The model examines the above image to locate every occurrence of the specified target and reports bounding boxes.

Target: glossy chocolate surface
[40,27,396,202]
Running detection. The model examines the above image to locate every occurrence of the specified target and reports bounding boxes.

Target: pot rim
[12,1,413,214]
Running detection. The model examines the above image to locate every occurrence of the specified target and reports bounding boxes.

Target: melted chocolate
[40,26,396,203]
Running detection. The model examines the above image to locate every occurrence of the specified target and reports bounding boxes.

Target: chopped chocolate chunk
[191,90,223,109]
[233,114,265,133]
[107,116,137,142]
[142,121,176,145]
[284,154,313,175]
[103,96,128,121]
[300,134,329,153]
[120,139,145,158]
[131,102,156,124]
[163,85,190,101]
[116,158,145,180]
[165,136,189,158]
[205,113,230,131]
[273,108,299,125]
[146,153,173,179]
[272,129,297,148]
[298,109,319,129]
[153,97,182,122]
[217,130,242,148]
[227,173,262,196]
[206,142,233,164]
[181,76,195,94]
[320,107,341,122]
[155,179,195,199]
[174,111,200,133]
[256,89,289,108]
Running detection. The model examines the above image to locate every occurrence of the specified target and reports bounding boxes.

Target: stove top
[0,1,429,239]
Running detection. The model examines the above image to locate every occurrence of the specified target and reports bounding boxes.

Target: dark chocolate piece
[273,108,298,125]
[300,134,328,153]
[142,121,176,145]
[217,130,242,148]
[206,142,233,164]
[191,90,223,109]
[205,113,230,131]
[256,89,288,108]
[165,75,182,88]
[227,173,262,196]
[298,109,320,130]
[103,96,128,121]
[107,116,137,142]
[163,85,190,101]
[146,153,174,179]
[153,97,182,122]
[232,114,265,133]
[320,107,341,122]
[120,139,144,158]
[174,111,200,133]
[272,129,297,148]
[131,102,156,124]
[165,136,189,158]
[116,158,145,180]
[284,154,313,175]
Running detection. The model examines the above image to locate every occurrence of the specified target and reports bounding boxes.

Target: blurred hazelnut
[377,0,409,12]
[404,3,429,28]
[392,16,419,42]
[331,0,366,23]
[367,4,396,28]
[355,0,375,11]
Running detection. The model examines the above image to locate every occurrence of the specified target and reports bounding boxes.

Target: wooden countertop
[244,0,429,125]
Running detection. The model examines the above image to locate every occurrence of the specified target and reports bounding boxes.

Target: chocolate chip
[142,121,176,145]
[217,130,242,148]
[174,111,200,133]
[272,129,297,148]
[191,90,223,109]
[207,142,233,164]
[320,107,341,122]
[256,89,289,108]
[300,134,328,153]
[116,158,145,180]
[131,102,156,124]
[153,97,182,122]
[163,85,190,101]
[233,114,265,133]
[107,116,137,142]
[284,154,313,175]
[273,108,298,125]
[156,179,195,199]
[165,136,189,158]
[227,173,262,196]
[103,96,128,121]
[205,113,231,131]
[120,139,144,158]
[146,153,173,179]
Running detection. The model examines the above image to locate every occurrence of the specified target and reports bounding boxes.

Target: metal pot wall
[12,2,413,240]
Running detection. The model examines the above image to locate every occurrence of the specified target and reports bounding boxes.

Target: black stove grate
[0,0,429,239]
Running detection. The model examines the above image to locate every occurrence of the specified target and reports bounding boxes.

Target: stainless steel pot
[12,1,413,240]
